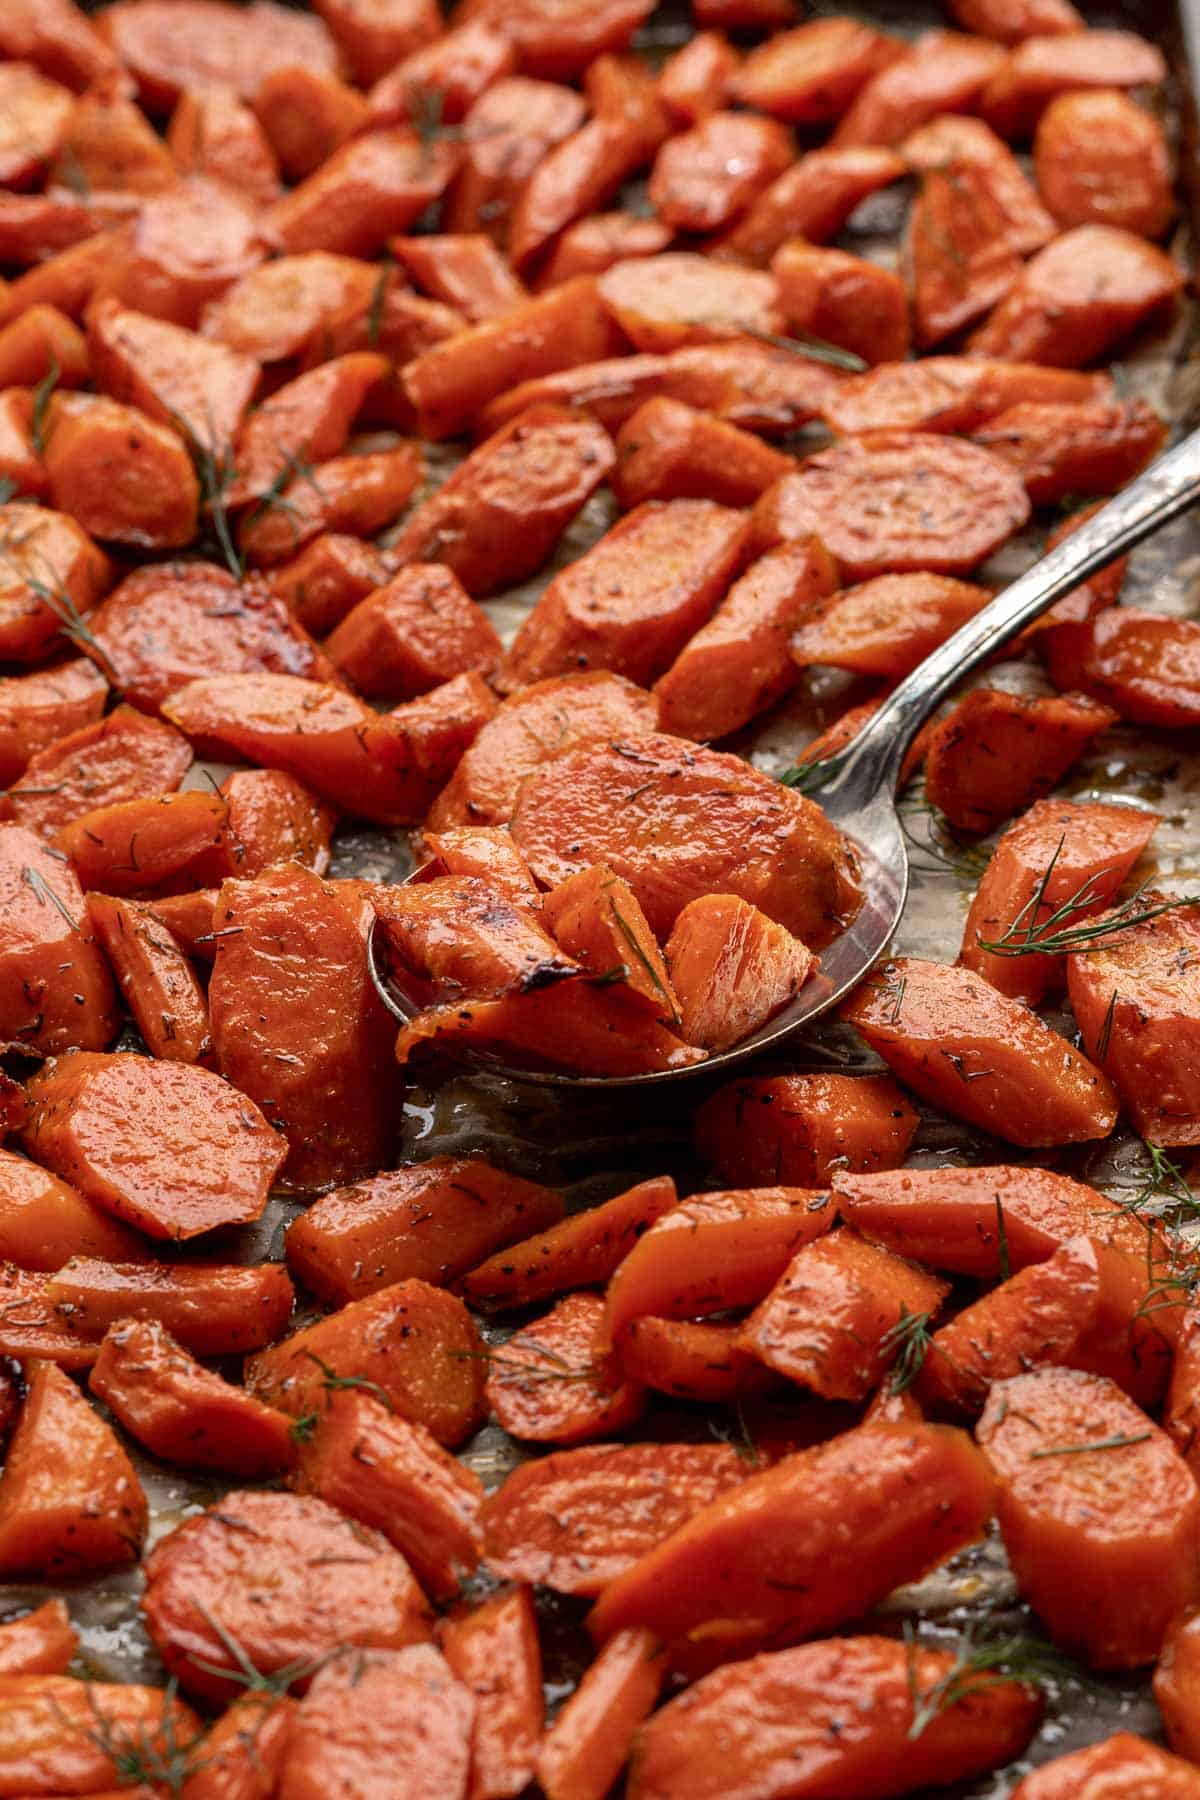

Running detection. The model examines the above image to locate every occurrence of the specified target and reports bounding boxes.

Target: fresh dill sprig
[455,1343,602,1387]
[707,1398,762,1467]
[732,320,869,372]
[603,882,680,1025]
[880,1307,934,1396]
[30,358,59,457]
[1116,1139,1200,1226]
[21,863,80,933]
[299,1350,395,1413]
[85,1677,206,1797]
[367,254,394,347]
[1029,1430,1153,1459]
[904,1621,1081,1741]
[781,759,834,795]
[976,838,1200,958]
[897,793,990,882]
[0,535,119,682]
[187,1601,333,1695]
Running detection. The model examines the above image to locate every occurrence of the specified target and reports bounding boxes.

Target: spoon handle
[823,423,1200,798]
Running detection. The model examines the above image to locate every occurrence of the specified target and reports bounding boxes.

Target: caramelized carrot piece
[629,1633,1039,1800]
[267,531,389,637]
[0,65,78,191]
[0,192,115,269]
[10,704,192,839]
[294,1389,484,1600]
[0,388,45,500]
[0,1263,103,1371]
[46,1257,294,1355]
[981,28,1166,138]
[142,1488,434,1707]
[463,1176,677,1310]
[961,796,1158,1006]
[22,1051,285,1239]
[774,242,909,365]
[541,864,678,1023]
[589,1421,994,1669]
[88,892,211,1063]
[93,175,265,329]
[0,658,108,788]
[0,499,111,666]
[0,1675,201,1797]
[715,145,905,267]
[245,1278,487,1448]
[0,1598,77,1677]
[538,1630,665,1800]
[694,1071,918,1189]
[486,1291,644,1445]
[949,0,1082,40]
[330,565,501,702]
[0,1358,146,1578]
[442,75,585,244]
[612,397,793,511]
[617,1316,770,1404]
[0,0,120,91]
[1041,607,1200,729]
[89,1316,295,1476]
[392,233,525,324]
[902,113,1055,253]
[481,1441,750,1596]
[906,159,1023,348]
[834,30,1006,147]
[0,304,87,391]
[237,445,424,567]
[1156,1613,1200,1766]
[143,886,216,960]
[202,252,379,365]
[207,767,336,882]
[1011,1734,1200,1798]
[254,65,368,183]
[790,573,992,681]
[266,130,459,260]
[1035,89,1173,238]
[597,253,782,352]
[374,874,576,1004]
[57,792,231,896]
[657,32,739,124]
[43,390,198,548]
[98,0,338,110]
[0,823,118,1054]
[924,688,1118,834]
[974,396,1166,504]
[732,18,902,124]
[365,19,517,132]
[167,84,281,209]
[440,1587,543,1800]
[978,1366,1200,1668]
[822,357,1111,437]
[845,956,1120,1145]
[181,1690,297,1800]
[422,827,539,900]
[665,894,813,1051]
[287,1157,564,1306]
[316,0,439,85]
[536,211,673,287]
[649,112,792,235]
[225,351,392,505]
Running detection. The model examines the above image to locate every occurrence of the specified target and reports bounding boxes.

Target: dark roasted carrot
[924,688,1118,834]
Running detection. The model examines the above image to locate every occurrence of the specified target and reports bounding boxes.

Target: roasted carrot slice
[822,356,1110,437]
[0,1598,76,1677]
[657,31,738,124]
[612,397,792,513]
[537,211,673,287]
[630,1634,1040,1800]
[0,389,45,501]
[616,1316,771,1404]
[373,874,576,1003]
[751,433,1030,580]
[143,886,216,960]
[1043,604,1200,731]
[0,1674,201,1798]
[949,0,1082,40]
[486,1291,645,1445]
[463,1175,677,1310]
[974,396,1166,504]
[440,1587,543,1800]
[1156,1612,1200,1767]
[481,1441,750,1596]
[0,658,108,788]
[664,894,813,1051]
[57,791,231,897]
[253,63,367,183]
[924,688,1118,834]
[421,827,539,900]
[93,174,265,332]
[182,1690,296,1800]
[791,573,992,681]
[901,114,1055,254]
[842,956,1118,1146]
[42,390,198,549]
[265,129,458,260]
[392,233,526,324]
[0,0,120,90]
[978,1366,1200,1668]
[294,1389,483,1600]
[98,0,338,110]
[365,21,514,134]
[597,253,782,352]
[87,893,211,1064]
[541,863,678,1023]
[89,1316,295,1476]
[22,1051,285,1239]
[225,351,392,506]
[237,445,424,567]
[730,18,900,123]
[538,1629,665,1800]
[715,145,905,267]
[589,1421,994,1669]
[0,823,118,1054]
[1010,1734,1200,1799]
[266,530,388,638]
[443,74,586,244]
[316,0,439,87]
[202,251,378,364]
[981,28,1166,138]
[0,498,111,665]
[0,303,87,391]
[1035,90,1173,239]
[960,795,1158,1005]
[907,159,1023,348]
[649,112,791,236]
[0,1263,102,1371]
[605,1185,835,1346]
[0,1359,146,1578]
[168,83,281,207]
[46,1256,294,1355]
[10,704,191,839]
[774,241,909,365]
[142,1487,434,1706]
[245,1278,487,1448]
[694,1071,919,1189]
[508,95,664,277]
[834,1163,1162,1278]
[205,767,335,883]
[833,29,1006,147]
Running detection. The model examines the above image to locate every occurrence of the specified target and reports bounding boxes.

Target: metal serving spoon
[372,427,1200,1087]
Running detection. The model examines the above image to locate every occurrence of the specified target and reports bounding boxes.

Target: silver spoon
[372,427,1200,1087]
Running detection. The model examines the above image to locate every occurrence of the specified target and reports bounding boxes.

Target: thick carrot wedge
[616,1316,771,1403]
[925,688,1117,834]
[293,1389,483,1600]
[56,791,229,897]
[374,874,576,1004]
[612,397,793,511]
[0,1359,146,1579]
[486,1291,645,1444]
[421,827,540,900]
[841,956,1119,1146]
[981,29,1166,138]
[144,886,217,960]
[265,129,458,260]
[693,1072,919,1187]
[254,64,368,183]
[1164,1303,1200,1481]
[181,1690,296,1800]
[245,1278,487,1448]
[740,1227,949,1401]
[89,1316,295,1476]
[0,1263,103,1371]
[1011,1734,1200,1799]
[773,241,909,365]
[791,573,990,681]
[88,893,212,1063]
[463,1175,677,1310]
[286,1157,564,1305]
[0,499,111,666]
[0,1675,201,1798]
[443,74,586,245]
[142,1488,434,1706]
[87,296,261,456]
[1156,1612,1200,1766]
[0,1145,142,1271]
[507,99,663,277]
[714,145,905,267]
[974,396,1166,504]
[731,18,902,123]
[481,1441,750,1596]
[537,211,673,286]
[538,1629,665,1800]
[906,160,1023,349]
[237,445,424,567]
[21,1051,286,1239]
[225,351,392,506]
[597,254,782,352]
[0,0,120,91]
[0,658,108,788]
[440,1587,543,1800]
[46,1257,294,1356]
[961,796,1158,1005]
[1035,90,1173,238]
[391,233,525,323]
[629,1634,1041,1800]
[649,112,791,235]
[0,1598,76,1678]
[822,357,1111,437]
[902,114,1055,254]
[1041,608,1200,729]
[168,82,281,206]
[0,823,117,1055]
[43,390,199,549]
[832,30,1005,147]
[9,704,191,840]
[327,565,501,700]
[665,895,813,1051]
[202,251,378,364]
[979,1366,1200,1667]
[834,1164,1162,1278]
[541,863,678,1023]
[267,530,389,638]
[588,1421,994,1668]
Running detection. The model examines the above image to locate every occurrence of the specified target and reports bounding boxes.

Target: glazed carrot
[0,1264,103,1371]
[48,78,173,192]
[0,1145,139,1272]
[774,242,909,366]
[537,212,674,287]
[429,672,659,831]
[365,18,516,131]
[392,234,525,324]
[978,1367,1200,1668]
[902,113,1055,252]
[0,824,117,1054]
[0,1598,76,1677]
[387,405,615,598]
[960,796,1159,1005]
[487,1292,644,1444]
[373,874,576,1003]
[1010,1734,1200,1799]
[0,661,107,790]
[740,1228,949,1401]
[278,1644,475,1800]
[507,88,664,277]
[443,75,586,244]
[10,704,192,839]
[833,30,1005,147]
[22,1051,285,1239]
[597,254,782,352]
[245,1278,487,1448]
[657,31,739,124]
[822,356,1111,437]
[57,792,232,897]
[84,562,335,714]
[0,1359,146,1579]
[0,499,111,665]
[834,1164,1162,1278]
[974,396,1166,504]
[0,191,114,269]
[42,391,198,549]
[665,895,813,1052]
[47,1257,294,1356]
[538,1629,665,1800]
[481,1441,750,1596]
[924,688,1118,834]
[1035,90,1172,239]
[167,84,281,208]
[751,433,1030,580]
[649,113,792,236]
[266,130,458,260]
[209,767,336,882]
[1156,1612,1200,1767]
[0,388,44,500]
[629,1634,1040,1800]
[94,175,265,329]
[315,0,438,84]
[611,398,793,511]
[0,0,120,90]
[790,573,992,681]
[142,1488,434,1707]
[511,734,862,946]
[1041,608,1200,728]
[653,540,834,742]
[181,1690,297,1800]
[440,1587,543,1800]
[294,1389,484,1600]
[714,145,905,267]
[618,1318,766,1407]
[906,159,1023,347]
[237,445,424,566]
[0,1675,201,1798]
[842,957,1119,1146]
[949,0,1082,39]
[693,1072,917,1190]
[969,225,1182,366]
[225,352,392,506]
[981,28,1166,138]
[1017,501,1126,640]
[422,828,539,900]
[604,1186,836,1346]
[462,0,652,80]
[2,229,119,323]
[98,0,339,110]
[287,1157,564,1305]
[267,532,389,637]
[731,18,902,123]
[254,65,368,182]
[143,887,216,960]
[463,1175,678,1310]
[201,252,379,365]
[589,1421,994,1668]
[0,304,87,391]
[89,1316,295,1477]
[541,864,677,1022]
[207,864,399,1189]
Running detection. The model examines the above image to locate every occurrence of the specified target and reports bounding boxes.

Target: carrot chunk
[773,242,909,365]
[1035,90,1173,239]
[822,356,1110,436]
[485,1291,644,1446]
[0,499,111,665]
[978,1366,1200,1668]
[664,894,813,1051]
[833,30,1006,147]
[597,253,782,352]
[842,956,1119,1146]
[658,31,739,124]
[974,396,1166,504]
[649,112,792,235]
[266,129,458,260]
[537,211,673,287]
[56,791,231,898]
[616,1316,770,1404]
[981,28,1166,138]
[0,1675,201,1798]
[42,391,198,549]
[541,863,677,1023]
[88,893,211,1063]
[906,158,1023,347]
[294,1389,484,1600]
[202,251,378,364]
[89,1315,295,1476]
[949,0,1082,40]
[225,351,392,506]
[421,827,539,900]
[612,397,793,511]
[45,1256,294,1355]
[0,1359,146,1578]
[0,1598,76,1677]
[925,688,1118,834]
[143,886,217,960]
[237,445,424,567]
[0,659,107,788]
[1011,1734,1200,1799]
[316,0,439,86]
[167,83,281,209]
[440,1586,543,1800]
[732,18,902,123]
[902,113,1056,252]
[98,0,338,111]
[1156,1612,1200,1767]
[538,1630,665,1800]
[182,1691,296,1800]
[254,64,368,183]
[463,1175,678,1310]
[373,873,576,1004]
[267,531,389,638]
[0,304,87,392]
[22,1050,285,1239]
[791,573,992,681]
[715,145,905,267]
[392,233,526,324]
[10,704,191,840]
[1041,607,1200,729]
[694,1071,919,1190]
[142,1487,434,1706]
[0,1263,103,1371]
[0,824,118,1054]
[0,0,120,91]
